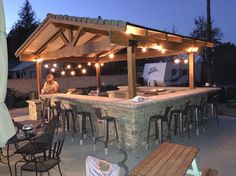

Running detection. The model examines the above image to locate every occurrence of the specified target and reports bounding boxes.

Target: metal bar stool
[41,98,55,122]
[93,107,119,155]
[169,101,191,143]
[146,106,172,150]
[70,104,94,145]
[188,97,206,136]
[205,94,220,126]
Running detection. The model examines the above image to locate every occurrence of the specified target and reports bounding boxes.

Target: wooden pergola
[16,13,214,98]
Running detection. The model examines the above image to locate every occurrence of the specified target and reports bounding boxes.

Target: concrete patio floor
[1,110,236,175]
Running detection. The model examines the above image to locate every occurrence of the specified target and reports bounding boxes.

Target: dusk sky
[3,0,236,44]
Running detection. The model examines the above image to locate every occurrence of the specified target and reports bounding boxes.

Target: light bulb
[70,70,75,76]
[109,53,114,59]
[82,69,86,74]
[174,59,180,64]
[61,70,65,76]
[51,68,55,72]
[44,64,49,69]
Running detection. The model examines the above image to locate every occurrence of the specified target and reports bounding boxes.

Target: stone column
[27,99,42,120]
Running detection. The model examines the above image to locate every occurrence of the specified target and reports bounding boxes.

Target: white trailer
[143,62,201,86]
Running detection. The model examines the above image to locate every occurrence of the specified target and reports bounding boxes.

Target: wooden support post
[36,61,42,97]
[189,52,195,89]
[127,46,137,98]
[95,62,101,94]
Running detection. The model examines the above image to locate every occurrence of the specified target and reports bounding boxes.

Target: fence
[7,75,128,96]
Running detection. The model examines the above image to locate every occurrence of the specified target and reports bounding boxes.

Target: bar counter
[38,87,220,151]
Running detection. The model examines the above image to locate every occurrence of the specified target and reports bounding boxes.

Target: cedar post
[36,61,43,97]
[189,52,195,89]
[95,61,101,94]
[127,40,137,98]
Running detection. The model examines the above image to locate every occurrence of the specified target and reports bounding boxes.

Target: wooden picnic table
[129,142,201,176]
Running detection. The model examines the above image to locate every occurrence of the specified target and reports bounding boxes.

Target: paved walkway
[1,104,236,175]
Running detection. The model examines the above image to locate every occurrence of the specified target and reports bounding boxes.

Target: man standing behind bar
[42,74,59,94]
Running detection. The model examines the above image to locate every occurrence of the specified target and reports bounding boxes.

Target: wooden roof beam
[98,49,185,63]
[70,27,84,46]
[110,31,208,52]
[60,32,69,45]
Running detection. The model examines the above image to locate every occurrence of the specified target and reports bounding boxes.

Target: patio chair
[20,136,65,176]
[86,149,128,176]
[0,134,18,176]
[14,115,60,175]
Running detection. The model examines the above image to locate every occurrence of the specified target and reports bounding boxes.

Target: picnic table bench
[129,142,201,176]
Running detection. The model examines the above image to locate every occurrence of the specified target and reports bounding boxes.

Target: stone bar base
[40,87,220,151]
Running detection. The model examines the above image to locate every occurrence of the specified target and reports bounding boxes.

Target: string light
[51,68,56,72]
[66,64,71,69]
[87,62,91,66]
[78,64,82,68]
[95,63,100,68]
[70,70,75,76]
[100,63,104,67]
[153,44,163,51]
[44,64,49,69]
[187,47,198,53]
[174,58,180,64]
[61,70,65,76]
[142,47,147,52]
[161,49,166,54]
[82,68,87,74]
[184,59,188,64]
[53,63,57,67]
[109,53,114,59]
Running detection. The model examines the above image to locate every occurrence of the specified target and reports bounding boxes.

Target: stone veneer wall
[7,75,127,95]
[47,93,206,151]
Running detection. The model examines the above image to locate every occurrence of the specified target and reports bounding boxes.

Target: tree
[213,43,236,84]
[7,0,39,68]
[190,0,223,84]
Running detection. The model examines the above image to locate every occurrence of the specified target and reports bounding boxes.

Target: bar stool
[188,97,206,136]
[169,101,191,143]
[70,104,94,145]
[93,107,119,155]
[146,105,172,150]
[41,98,55,122]
[205,94,220,126]
[59,103,77,142]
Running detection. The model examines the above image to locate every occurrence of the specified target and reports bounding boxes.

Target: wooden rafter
[83,34,102,45]
[60,32,69,45]
[67,28,73,43]
[70,27,84,46]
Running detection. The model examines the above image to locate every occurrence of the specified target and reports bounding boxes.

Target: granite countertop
[40,87,221,108]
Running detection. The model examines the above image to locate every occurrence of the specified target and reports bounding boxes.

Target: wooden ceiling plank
[35,28,65,54]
